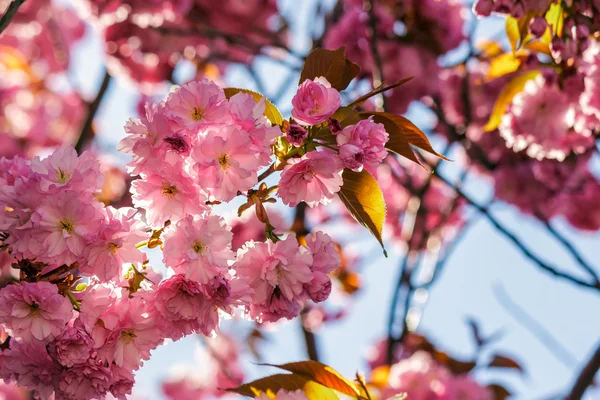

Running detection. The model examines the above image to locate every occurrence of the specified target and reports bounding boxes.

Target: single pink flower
[303,231,340,303]
[49,325,94,367]
[96,296,163,371]
[163,80,228,132]
[291,77,341,126]
[278,151,344,208]
[81,207,147,282]
[337,117,389,173]
[235,235,313,322]
[152,274,206,340]
[163,214,234,284]
[130,162,207,227]
[30,146,104,194]
[192,127,263,201]
[0,341,58,399]
[0,281,73,344]
[285,123,308,147]
[56,359,113,400]
[29,192,103,266]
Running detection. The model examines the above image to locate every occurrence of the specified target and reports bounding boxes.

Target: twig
[75,70,112,153]
[0,0,25,36]
[567,341,600,399]
[433,171,600,291]
[493,284,579,368]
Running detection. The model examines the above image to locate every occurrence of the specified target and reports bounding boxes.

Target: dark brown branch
[0,0,25,36]
[75,70,112,153]
[433,171,600,291]
[567,341,600,399]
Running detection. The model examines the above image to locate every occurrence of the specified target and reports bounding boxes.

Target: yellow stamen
[191,107,204,121]
[162,186,177,198]
[60,219,74,234]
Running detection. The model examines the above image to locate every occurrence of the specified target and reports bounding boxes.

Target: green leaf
[299,47,360,91]
[225,374,338,398]
[484,70,541,132]
[347,77,413,108]
[338,169,387,256]
[359,112,448,164]
[74,283,88,292]
[223,88,283,127]
[261,361,362,399]
[332,106,361,127]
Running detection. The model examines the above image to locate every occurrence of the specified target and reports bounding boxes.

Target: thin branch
[0,0,25,36]
[567,341,600,399]
[75,70,112,153]
[493,284,579,368]
[535,213,599,285]
[364,0,385,109]
[433,171,600,291]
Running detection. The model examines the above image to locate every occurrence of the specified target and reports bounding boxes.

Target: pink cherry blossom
[278,151,344,208]
[130,162,207,227]
[163,214,234,284]
[303,231,341,303]
[30,146,104,194]
[235,235,313,322]
[56,359,113,400]
[96,296,163,371]
[49,325,94,367]
[192,127,263,201]
[291,77,341,126]
[81,207,147,282]
[336,117,389,173]
[152,274,207,340]
[21,192,103,266]
[163,80,228,132]
[0,281,73,344]
[0,341,58,399]
[285,123,309,147]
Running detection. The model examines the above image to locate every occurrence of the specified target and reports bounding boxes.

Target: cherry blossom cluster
[324,0,466,114]
[0,72,398,398]
[74,0,284,92]
[0,0,86,158]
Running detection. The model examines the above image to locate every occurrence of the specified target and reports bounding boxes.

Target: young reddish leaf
[484,70,541,132]
[359,111,448,163]
[261,361,363,398]
[488,354,524,372]
[487,384,512,400]
[225,373,312,396]
[347,77,414,108]
[223,87,283,127]
[299,47,360,91]
[338,169,387,256]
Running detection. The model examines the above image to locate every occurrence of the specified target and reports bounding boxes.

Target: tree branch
[0,0,25,36]
[433,171,600,291]
[75,70,112,153]
[567,341,600,399]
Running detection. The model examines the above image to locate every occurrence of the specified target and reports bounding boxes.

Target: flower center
[60,219,75,234]
[55,168,70,184]
[191,107,204,121]
[218,153,229,169]
[162,185,177,198]
[107,242,120,255]
[120,329,137,344]
[29,302,40,314]
[192,241,206,254]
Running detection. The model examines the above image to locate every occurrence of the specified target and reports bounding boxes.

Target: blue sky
[66,1,600,398]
